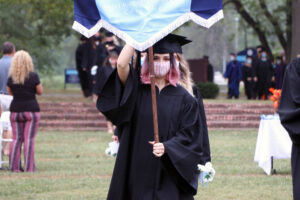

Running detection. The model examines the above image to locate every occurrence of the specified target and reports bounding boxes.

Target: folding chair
[0,115,12,169]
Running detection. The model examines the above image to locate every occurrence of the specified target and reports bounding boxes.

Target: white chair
[0,114,12,169]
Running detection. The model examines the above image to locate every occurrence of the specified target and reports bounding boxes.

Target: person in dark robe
[175,52,211,165]
[278,58,300,200]
[251,45,264,99]
[96,34,203,200]
[104,32,122,55]
[274,56,286,89]
[76,36,98,97]
[203,55,214,82]
[224,53,242,99]
[111,51,212,167]
[75,36,91,97]
[242,56,254,99]
[94,32,107,70]
[256,50,274,100]
[93,50,119,133]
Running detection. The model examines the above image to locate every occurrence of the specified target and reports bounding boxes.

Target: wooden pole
[148,47,160,143]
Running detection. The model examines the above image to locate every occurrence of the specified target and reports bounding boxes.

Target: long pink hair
[140,54,179,86]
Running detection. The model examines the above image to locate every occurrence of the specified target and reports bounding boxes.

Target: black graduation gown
[242,65,254,99]
[95,43,107,68]
[75,43,88,93]
[97,66,203,200]
[207,63,214,82]
[278,58,300,200]
[93,66,114,95]
[257,60,274,99]
[193,86,211,164]
[80,40,98,97]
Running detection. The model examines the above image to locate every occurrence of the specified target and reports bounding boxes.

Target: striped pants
[9,112,40,172]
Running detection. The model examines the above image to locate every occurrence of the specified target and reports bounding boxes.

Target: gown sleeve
[162,94,203,195]
[96,65,139,126]
[193,86,211,164]
[278,59,300,145]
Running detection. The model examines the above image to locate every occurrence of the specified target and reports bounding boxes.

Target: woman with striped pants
[6,50,43,172]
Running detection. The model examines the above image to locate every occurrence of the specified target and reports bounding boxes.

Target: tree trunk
[291,0,300,60]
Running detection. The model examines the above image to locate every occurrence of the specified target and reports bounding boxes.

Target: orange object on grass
[269,88,282,111]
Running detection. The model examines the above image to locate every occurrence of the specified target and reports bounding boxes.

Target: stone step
[206,114,261,121]
[39,120,107,128]
[207,121,260,129]
[41,113,105,120]
[39,102,274,109]
[40,113,263,122]
[39,127,108,132]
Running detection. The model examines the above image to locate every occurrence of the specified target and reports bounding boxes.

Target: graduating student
[224,53,242,99]
[97,34,203,200]
[251,45,263,99]
[242,56,254,99]
[274,56,286,89]
[76,36,98,97]
[256,50,274,100]
[93,50,119,133]
[278,58,300,200]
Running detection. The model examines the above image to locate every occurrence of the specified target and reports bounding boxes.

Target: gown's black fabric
[256,60,274,99]
[76,40,98,97]
[93,66,114,95]
[242,65,254,99]
[97,66,203,200]
[193,86,211,164]
[278,58,300,200]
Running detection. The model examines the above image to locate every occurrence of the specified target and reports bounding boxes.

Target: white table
[254,114,292,175]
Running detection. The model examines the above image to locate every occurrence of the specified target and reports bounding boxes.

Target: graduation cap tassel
[148,47,160,143]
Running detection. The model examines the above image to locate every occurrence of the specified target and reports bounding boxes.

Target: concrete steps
[38,102,274,131]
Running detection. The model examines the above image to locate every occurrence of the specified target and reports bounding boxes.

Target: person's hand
[82,67,87,71]
[112,135,119,143]
[247,77,252,81]
[271,76,275,82]
[149,141,165,157]
[254,77,258,82]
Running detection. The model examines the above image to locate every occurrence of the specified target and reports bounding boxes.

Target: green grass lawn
[0,130,292,200]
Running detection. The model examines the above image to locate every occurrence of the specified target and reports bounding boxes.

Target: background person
[242,56,254,99]
[0,41,15,156]
[224,53,242,99]
[256,49,274,100]
[6,50,43,172]
[274,56,286,89]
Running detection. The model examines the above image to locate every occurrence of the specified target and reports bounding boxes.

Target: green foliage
[0,1,73,73]
[196,82,220,99]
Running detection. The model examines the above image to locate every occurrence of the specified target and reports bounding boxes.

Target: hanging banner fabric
[73,0,223,51]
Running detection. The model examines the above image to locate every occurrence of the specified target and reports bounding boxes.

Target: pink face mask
[154,61,170,77]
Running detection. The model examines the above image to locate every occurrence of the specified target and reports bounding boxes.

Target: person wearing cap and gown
[256,50,274,100]
[224,53,242,99]
[278,58,300,200]
[76,36,90,97]
[96,34,203,200]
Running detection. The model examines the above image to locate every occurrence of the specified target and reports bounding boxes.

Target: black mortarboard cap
[153,34,191,54]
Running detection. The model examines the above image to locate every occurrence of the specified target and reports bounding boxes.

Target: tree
[224,0,292,61]
[292,0,300,59]
[0,1,74,73]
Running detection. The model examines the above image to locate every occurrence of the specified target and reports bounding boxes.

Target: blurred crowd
[224,46,287,100]
[75,31,122,134]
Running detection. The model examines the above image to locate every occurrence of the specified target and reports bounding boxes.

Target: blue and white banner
[73,0,224,51]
